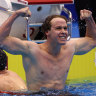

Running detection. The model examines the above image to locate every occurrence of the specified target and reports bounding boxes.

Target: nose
[60,28,68,34]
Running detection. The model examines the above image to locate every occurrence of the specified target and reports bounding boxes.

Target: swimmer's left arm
[73,37,95,55]
[74,9,96,55]
[80,9,96,39]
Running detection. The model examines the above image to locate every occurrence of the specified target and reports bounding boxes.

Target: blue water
[0,82,96,96]
[65,82,96,96]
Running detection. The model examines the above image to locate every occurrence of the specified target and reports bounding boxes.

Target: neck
[44,41,62,56]
[0,69,7,74]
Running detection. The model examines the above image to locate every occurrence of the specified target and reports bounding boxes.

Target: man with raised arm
[0,7,96,91]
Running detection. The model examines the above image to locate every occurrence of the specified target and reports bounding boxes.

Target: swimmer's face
[46,17,68,45]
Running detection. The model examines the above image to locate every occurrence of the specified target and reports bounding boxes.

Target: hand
[15,7,31,17]
[80,9,92,20]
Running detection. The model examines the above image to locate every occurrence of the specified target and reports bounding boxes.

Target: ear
[45,31,49,36]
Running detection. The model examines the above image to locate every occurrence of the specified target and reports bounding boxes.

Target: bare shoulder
[6,70,20,77]
[61,38,81,52]
[0,70,20,78]
[67,38,80,43]
[25,41,40,50]
[66,37,86,46]
[6,70,25,81]
[64,38,78,46]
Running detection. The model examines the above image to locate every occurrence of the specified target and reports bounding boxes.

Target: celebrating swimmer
[0,7,96,91]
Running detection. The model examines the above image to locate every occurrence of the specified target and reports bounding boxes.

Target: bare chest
[25,47,75,90]
[34,50,74,79]
[24,44,75,77]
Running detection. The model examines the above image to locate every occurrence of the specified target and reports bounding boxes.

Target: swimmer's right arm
[0,7,32,55]
[0,7,31,41]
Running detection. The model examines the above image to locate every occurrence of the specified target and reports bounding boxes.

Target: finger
[80,10,84,20]
[24,7,31,17]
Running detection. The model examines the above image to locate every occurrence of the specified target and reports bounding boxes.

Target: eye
[63,27,68,30]
[55,27,62,30]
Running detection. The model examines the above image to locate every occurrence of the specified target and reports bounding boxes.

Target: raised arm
[0,7,31,41]
[74,9,96,55]
[0,7,31,55]
[80,9,96,39]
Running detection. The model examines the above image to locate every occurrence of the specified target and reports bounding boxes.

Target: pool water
[65,82,96,96]
[0,82,96,96]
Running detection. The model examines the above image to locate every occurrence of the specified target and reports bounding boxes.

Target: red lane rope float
[0,90,47,95]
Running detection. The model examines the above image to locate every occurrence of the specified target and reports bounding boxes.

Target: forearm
[85,16,96,39]
[0,11,19,41]
[0,7,31,42]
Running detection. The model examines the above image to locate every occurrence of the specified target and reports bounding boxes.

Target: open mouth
[59,34,68,40]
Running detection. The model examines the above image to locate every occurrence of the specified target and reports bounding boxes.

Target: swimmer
[0,49,27,91]
[0,7,96,91]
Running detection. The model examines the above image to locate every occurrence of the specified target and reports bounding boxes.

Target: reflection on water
[1,82,96,96]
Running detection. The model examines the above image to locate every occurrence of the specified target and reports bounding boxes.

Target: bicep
[0,36,28,55]
[74,37,95,55]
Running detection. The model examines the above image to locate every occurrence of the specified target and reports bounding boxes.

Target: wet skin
[22,18,75,91]
[1,9,96,91]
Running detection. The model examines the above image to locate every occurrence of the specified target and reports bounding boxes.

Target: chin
[59,41,66,45]
[58,39,67,45]
[60,43,66,45]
